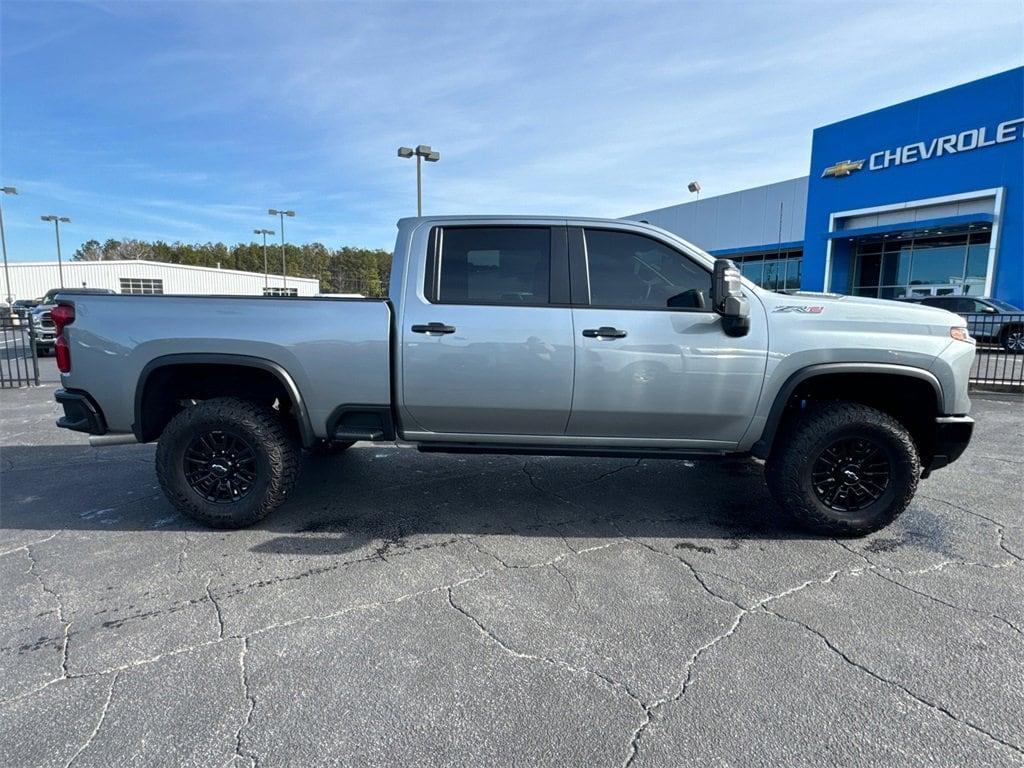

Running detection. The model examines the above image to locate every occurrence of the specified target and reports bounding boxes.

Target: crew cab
[53,217,976,535]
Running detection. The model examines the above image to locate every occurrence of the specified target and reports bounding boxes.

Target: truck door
[401,224,575,436]
[565,227,768,446]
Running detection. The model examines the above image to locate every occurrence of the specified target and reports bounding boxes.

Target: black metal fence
[966,312,1024,391]
[0,314,40,388]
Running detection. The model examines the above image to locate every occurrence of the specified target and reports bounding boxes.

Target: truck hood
[759,290,965,330]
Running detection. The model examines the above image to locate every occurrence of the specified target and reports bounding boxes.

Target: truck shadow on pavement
[1,443,826,548]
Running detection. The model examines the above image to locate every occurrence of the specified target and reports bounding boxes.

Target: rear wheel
[1000,325,1024,354]
[156,397,299,528]
[765,402,919,536]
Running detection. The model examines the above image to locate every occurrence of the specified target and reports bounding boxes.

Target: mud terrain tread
[156,397,299,528]
[765,401,919,536]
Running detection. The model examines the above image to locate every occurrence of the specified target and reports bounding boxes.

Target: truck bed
[60,294,393,440]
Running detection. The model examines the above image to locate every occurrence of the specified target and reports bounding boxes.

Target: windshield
[986,299,1021,312]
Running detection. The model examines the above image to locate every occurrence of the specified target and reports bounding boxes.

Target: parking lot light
[397,144,441,216]
[40,214,71,289]
[268,210,295,292]
[254,228,275,289]
[1,186,17,302]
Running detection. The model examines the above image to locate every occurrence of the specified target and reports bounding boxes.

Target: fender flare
[133,353,315,446]
[750,362,944,459]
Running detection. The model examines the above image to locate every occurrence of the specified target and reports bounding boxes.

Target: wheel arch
[752,363,944,461]
[134,353,315,447]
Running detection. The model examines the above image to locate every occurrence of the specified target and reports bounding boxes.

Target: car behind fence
[966,311,1024,391]
[0,314,40,388]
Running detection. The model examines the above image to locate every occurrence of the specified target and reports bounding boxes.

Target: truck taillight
[52,304,75,373]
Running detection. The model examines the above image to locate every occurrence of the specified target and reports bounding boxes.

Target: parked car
[901,296,1023,353]
[52,217,975,536]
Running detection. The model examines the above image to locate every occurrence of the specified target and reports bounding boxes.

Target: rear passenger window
[437,227,550,304]
[584,229,712,310]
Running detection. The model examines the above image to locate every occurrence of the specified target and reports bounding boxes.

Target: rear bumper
[925,415,974,474]
[55,389,107,435]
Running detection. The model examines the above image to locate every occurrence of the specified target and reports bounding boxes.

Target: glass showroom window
[732,250,803,291]
[852,231,991,299]
[119,278,164,295]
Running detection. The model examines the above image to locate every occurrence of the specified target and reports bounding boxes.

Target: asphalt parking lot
[1,361,1022,767]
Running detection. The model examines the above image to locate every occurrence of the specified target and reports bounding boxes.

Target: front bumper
[55,389,107,435]
[924,415,974,474]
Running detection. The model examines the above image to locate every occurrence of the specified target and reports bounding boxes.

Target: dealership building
[627,67,1023,308]
[2,260,319,301]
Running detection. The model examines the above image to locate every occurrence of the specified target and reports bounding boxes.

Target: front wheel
[156,397,300,528]
[765,402,919,536]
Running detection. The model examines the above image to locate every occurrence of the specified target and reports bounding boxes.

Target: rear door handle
[582,326,627,339]
[411,322,456,335]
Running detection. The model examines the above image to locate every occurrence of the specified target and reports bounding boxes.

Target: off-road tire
[765,401,919,536]
[156,397,300,528]
[309,439,356,455]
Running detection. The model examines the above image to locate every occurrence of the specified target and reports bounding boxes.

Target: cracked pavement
[1,366,1022,767]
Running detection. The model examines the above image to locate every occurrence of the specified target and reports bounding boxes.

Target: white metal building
[2,260,320,301]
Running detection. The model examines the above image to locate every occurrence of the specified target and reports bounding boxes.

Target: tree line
[72,238,393,296]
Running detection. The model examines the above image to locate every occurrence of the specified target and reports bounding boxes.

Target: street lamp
[253,228,275,290]
[688,180,701,200]
[1,186,16,302]
[267,209,295,292]
[41,214,71,289]
[397,144,440,216]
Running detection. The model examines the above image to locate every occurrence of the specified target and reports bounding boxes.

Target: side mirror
[983,306,998,314]
[712,259,750,337]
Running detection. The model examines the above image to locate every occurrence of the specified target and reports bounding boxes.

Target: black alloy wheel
[183,429,258,504]
[810,437,892,513]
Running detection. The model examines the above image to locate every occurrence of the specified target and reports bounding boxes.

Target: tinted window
[584,229,711,309]
[438,227,550,304]
[921,297,955,308]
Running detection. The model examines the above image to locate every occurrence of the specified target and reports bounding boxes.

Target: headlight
[950,327,973,343]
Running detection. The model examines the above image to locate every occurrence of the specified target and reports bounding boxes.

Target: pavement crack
[0,532,58,558]
[550,560,581,606]
[231,637,259,768]
[624,567,871,767]
[521,460,577,507]
[920,494,1024,564]
[583,459,642,486]
[26,544,72,679]
[874,568,1024,639]
[446,587,645,710]
[207,578,227,640]
[65,671,119,768]
[176,532,191,576]
[765,608,1024,757]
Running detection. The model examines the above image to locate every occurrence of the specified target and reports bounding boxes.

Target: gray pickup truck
[53,216,976,535]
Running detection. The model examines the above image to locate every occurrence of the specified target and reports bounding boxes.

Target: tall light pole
[397,144,440,216]
[41,215,71,289]
[1,186,16,302]
[267,210,294,292]
[254,228,274,290]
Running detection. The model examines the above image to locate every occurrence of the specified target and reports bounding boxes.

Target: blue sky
[2,0,1022,260]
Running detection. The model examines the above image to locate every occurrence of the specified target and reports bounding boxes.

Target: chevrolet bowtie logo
[821,159,866,178]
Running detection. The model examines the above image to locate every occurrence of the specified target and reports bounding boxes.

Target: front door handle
[582,326,627,339]
[411,322,456,335]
